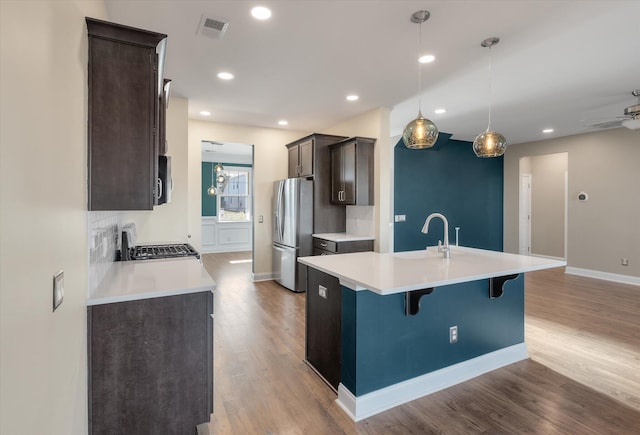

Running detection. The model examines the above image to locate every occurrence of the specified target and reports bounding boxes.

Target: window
[217,166,251,222]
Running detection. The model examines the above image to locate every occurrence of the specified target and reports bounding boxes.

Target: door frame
[519,173,532,255]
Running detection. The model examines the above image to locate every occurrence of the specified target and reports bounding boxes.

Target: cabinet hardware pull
[320,242,328,247]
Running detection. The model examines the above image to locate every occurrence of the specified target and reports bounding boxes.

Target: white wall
[529,153,567,258]
[504,128,640,278]
[125,97,190,244]
[188,120,308,277]
[321,107,392,252]
[0,1,107,434]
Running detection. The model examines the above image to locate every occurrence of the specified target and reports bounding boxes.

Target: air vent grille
[197,15,229,39]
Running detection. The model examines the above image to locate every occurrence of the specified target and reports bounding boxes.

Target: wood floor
[201,252,640,434]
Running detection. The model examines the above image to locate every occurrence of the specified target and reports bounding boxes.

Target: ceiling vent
[197,15,229,40]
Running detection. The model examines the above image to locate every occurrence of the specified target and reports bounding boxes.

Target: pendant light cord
[418,21,423,114]
[487,45,493,132]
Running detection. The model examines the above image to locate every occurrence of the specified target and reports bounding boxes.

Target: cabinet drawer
[313,238,337,252]
[313,248,335,256]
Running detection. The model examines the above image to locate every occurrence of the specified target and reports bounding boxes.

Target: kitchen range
[119,223,199,261]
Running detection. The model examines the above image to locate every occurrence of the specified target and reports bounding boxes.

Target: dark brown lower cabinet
[88,291,213,435]
[306,267,342,391]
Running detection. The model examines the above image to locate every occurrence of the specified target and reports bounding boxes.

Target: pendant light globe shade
[207,185,216,196]
[402,111,439,149]
[473,131,507,157]
[214,163,224,174]
[216,174,226,184]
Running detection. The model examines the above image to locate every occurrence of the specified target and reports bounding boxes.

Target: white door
[519,174,532,255]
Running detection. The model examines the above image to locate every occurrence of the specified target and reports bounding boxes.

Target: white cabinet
[201,217,252,253]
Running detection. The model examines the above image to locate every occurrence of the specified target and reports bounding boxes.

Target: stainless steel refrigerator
[272,178,313,292]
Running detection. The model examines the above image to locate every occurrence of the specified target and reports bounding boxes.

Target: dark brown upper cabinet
[330,137,375,206]
[287,138,314,178]
[86,18,167,210]
[284,133,348,234]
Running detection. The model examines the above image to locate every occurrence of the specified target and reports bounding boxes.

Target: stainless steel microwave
[157,155,172,205]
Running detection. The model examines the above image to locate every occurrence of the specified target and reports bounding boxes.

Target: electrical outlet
[318,285,327,299]
[258,215,264,223]
[621,258,629,266]
[449,325,458,343]
[394,215,407,223]
[53,270,64,312]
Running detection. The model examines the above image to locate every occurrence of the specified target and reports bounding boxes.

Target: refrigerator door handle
[277,183,283,241]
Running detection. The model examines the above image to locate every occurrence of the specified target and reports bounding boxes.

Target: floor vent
[197,14,229,40]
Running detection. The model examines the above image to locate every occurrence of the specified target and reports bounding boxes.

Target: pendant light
[207,164,216,196]
[402,10,439,149]
[473,37,507,158]
[214,163,224,174]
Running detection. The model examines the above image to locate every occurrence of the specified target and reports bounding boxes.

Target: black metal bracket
[405,288,435,316]
[489,274,519,298]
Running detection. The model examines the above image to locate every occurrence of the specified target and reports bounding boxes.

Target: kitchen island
[87,258,215,434]
[299,246,565,421]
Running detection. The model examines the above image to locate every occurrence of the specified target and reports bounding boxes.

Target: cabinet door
[288,145,299,178]
[88,292,212,434]
[89,38,157,210]
[341,141,357,205]
[298,140,314,177]
[330,146,343,204]
[306,267,342,390]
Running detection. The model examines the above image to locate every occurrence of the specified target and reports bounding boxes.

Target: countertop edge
[87,258,216,306]
[298,251,566,295]
[87,286,215,306]
[312,233,375,242]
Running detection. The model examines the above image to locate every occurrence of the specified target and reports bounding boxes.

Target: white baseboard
[530,253,565,261]
[336,343,528,422]
[251,272,273,282]
[565,267,640,286]
[201,245,252,254]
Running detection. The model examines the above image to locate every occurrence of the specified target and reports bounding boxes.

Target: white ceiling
[104,0,640,146]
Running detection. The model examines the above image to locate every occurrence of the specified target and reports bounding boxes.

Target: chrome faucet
[422,213,450,258]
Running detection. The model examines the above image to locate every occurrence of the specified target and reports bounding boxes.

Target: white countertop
[312,233,375,242]
[298,246,566,295]
[88,258,216,306]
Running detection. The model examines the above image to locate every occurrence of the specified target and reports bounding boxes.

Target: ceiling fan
[587,90,640,130]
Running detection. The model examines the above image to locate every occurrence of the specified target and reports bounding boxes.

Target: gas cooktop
[129,243,199,261]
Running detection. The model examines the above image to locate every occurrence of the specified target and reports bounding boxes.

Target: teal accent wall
[202,162,216,217]
[338,133,518,396]
[394,134,503,252]
[201,162,253,217]
[341,275,524,396]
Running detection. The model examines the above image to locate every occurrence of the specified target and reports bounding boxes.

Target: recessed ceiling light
[434,108,446,114]
[418,54,435,64]
[278,120,288,126]
[251,6,272,20]
[200,110,211,116]
[346,95,359,101]
[217,72,234,80]
[542,128,554,134]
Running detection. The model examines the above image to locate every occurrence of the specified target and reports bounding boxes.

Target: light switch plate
[53,270,64,312]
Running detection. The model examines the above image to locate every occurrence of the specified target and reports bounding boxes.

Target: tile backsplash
[346,206,374,237]
[88,211,123,295]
